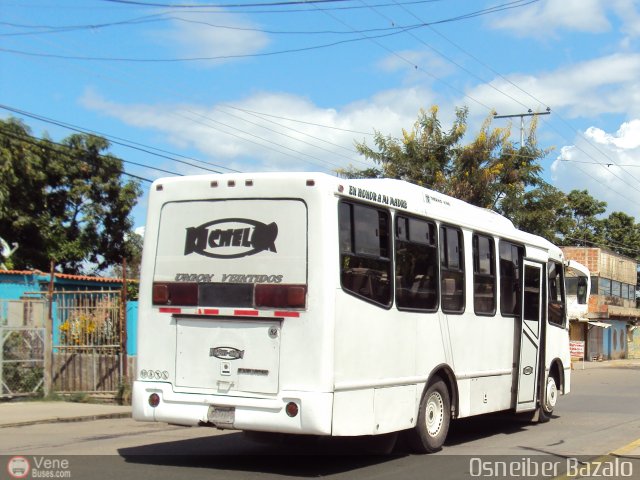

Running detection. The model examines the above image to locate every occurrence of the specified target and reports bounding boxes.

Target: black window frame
[499,240,524,317]
[439,224,465,314]
[547,260,566,328]
[472,233,496,316]
[394,214,439,312]
[338,201,392,308]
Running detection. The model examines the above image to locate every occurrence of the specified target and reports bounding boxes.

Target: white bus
[133,172,571,453]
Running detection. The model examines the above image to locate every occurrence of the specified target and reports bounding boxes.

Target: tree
[342,106,557,240]
[499,182,570,243]
[561,189,607,247]
[340,106,468,192]
[602,212,640,259]
[0,118,142,274]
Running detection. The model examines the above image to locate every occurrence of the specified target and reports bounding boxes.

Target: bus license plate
[207,405,235,426]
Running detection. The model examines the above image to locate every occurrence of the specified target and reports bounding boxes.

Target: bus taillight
[152,282,198,306]
[255,284,307,309]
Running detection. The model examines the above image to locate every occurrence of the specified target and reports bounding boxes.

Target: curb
[0,412,132,429]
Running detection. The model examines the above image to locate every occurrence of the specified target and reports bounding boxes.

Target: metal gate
[0,298,46,398]
[52,290,123,394]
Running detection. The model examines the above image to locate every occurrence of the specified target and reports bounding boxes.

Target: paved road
[1,364,639,479]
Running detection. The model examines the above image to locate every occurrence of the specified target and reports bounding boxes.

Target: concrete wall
[604,320,628,360]
[0,273,41,300]
[628,328,640,360]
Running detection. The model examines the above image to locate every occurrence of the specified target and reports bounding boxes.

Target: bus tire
[407,377,451,453]
[538,374,558,423]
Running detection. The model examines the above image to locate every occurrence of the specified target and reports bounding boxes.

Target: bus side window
[473,233,496,315]
[499,241,523,316]
[339,201,391,306]
[440,225,465,314]
[548,261,565,327]
[395,215,438,311]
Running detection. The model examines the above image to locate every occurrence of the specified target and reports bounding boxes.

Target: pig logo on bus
[184,218,278,259]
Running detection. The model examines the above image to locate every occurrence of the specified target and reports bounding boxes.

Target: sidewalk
[0,401,131,428]
[571,358,640,370]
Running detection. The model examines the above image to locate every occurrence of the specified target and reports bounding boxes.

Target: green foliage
[561,189,607,247]
[500,182,570,243]
[602,212,640,260]
[0,117,142,274]
[110,231,143,283]
[342,106,467,192]
[345,106,549,210]
[2,331,43,395]
[342,106,640,257]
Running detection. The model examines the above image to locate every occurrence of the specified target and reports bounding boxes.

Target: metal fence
[0,299,46,398]
[0,289,125,398]
[53,290,123,394]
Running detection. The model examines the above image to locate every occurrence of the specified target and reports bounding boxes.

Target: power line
[395,1,640,189]
[313,0,546,114]
[564,237,640,257]
[377,0,537,111]
[0,104,238,174]
[0,1,543,63]
[0,12,437,37]
[101,0,352,7]
[0,127,155,183]
[0,24,424,62]
[208,105,365,166]
[100,0,442,10]
[175,109,342,172]
[218,104,374,135]
[560,159,640,168]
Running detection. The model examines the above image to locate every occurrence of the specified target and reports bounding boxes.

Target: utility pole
[493,108,551,147]
[44,261,54,396]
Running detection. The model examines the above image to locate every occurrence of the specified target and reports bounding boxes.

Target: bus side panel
[545,324,571,394]
[446,315,517,417]
[333,293,445,435]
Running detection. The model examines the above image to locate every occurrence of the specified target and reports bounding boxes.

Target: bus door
[516,260,543,412]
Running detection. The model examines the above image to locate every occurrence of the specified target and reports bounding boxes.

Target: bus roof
[150,172,560,257]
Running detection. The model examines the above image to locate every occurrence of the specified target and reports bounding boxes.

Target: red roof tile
[0,269,124,283]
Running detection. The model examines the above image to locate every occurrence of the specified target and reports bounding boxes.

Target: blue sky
[2,0,640,232]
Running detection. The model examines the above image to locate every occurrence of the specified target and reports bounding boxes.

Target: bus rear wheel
[407,377,451,453]
[538,375,558,423]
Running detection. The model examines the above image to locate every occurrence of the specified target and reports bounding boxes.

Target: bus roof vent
[228,180,236,187]
[245,179,254,186]
[210,181,218,188]
[306,179,315,186]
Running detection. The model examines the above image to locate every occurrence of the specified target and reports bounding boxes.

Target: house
[561,248,640,360]
[0,270,138,396]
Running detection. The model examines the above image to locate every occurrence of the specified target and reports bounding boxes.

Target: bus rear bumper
[132,381,333,435]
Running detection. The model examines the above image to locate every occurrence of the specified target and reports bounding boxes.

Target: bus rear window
[339,202,391,306]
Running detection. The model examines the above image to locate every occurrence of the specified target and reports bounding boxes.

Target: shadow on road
[117,412,548,476]
[118,432,404,477]
[444,411,540,447]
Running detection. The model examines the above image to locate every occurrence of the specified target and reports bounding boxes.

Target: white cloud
[151,11,269,63]
[551,120,640,218]
[490,0,638,38]
[80,86,437,174]
[460,53,640,120]
[376,49,457,80]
